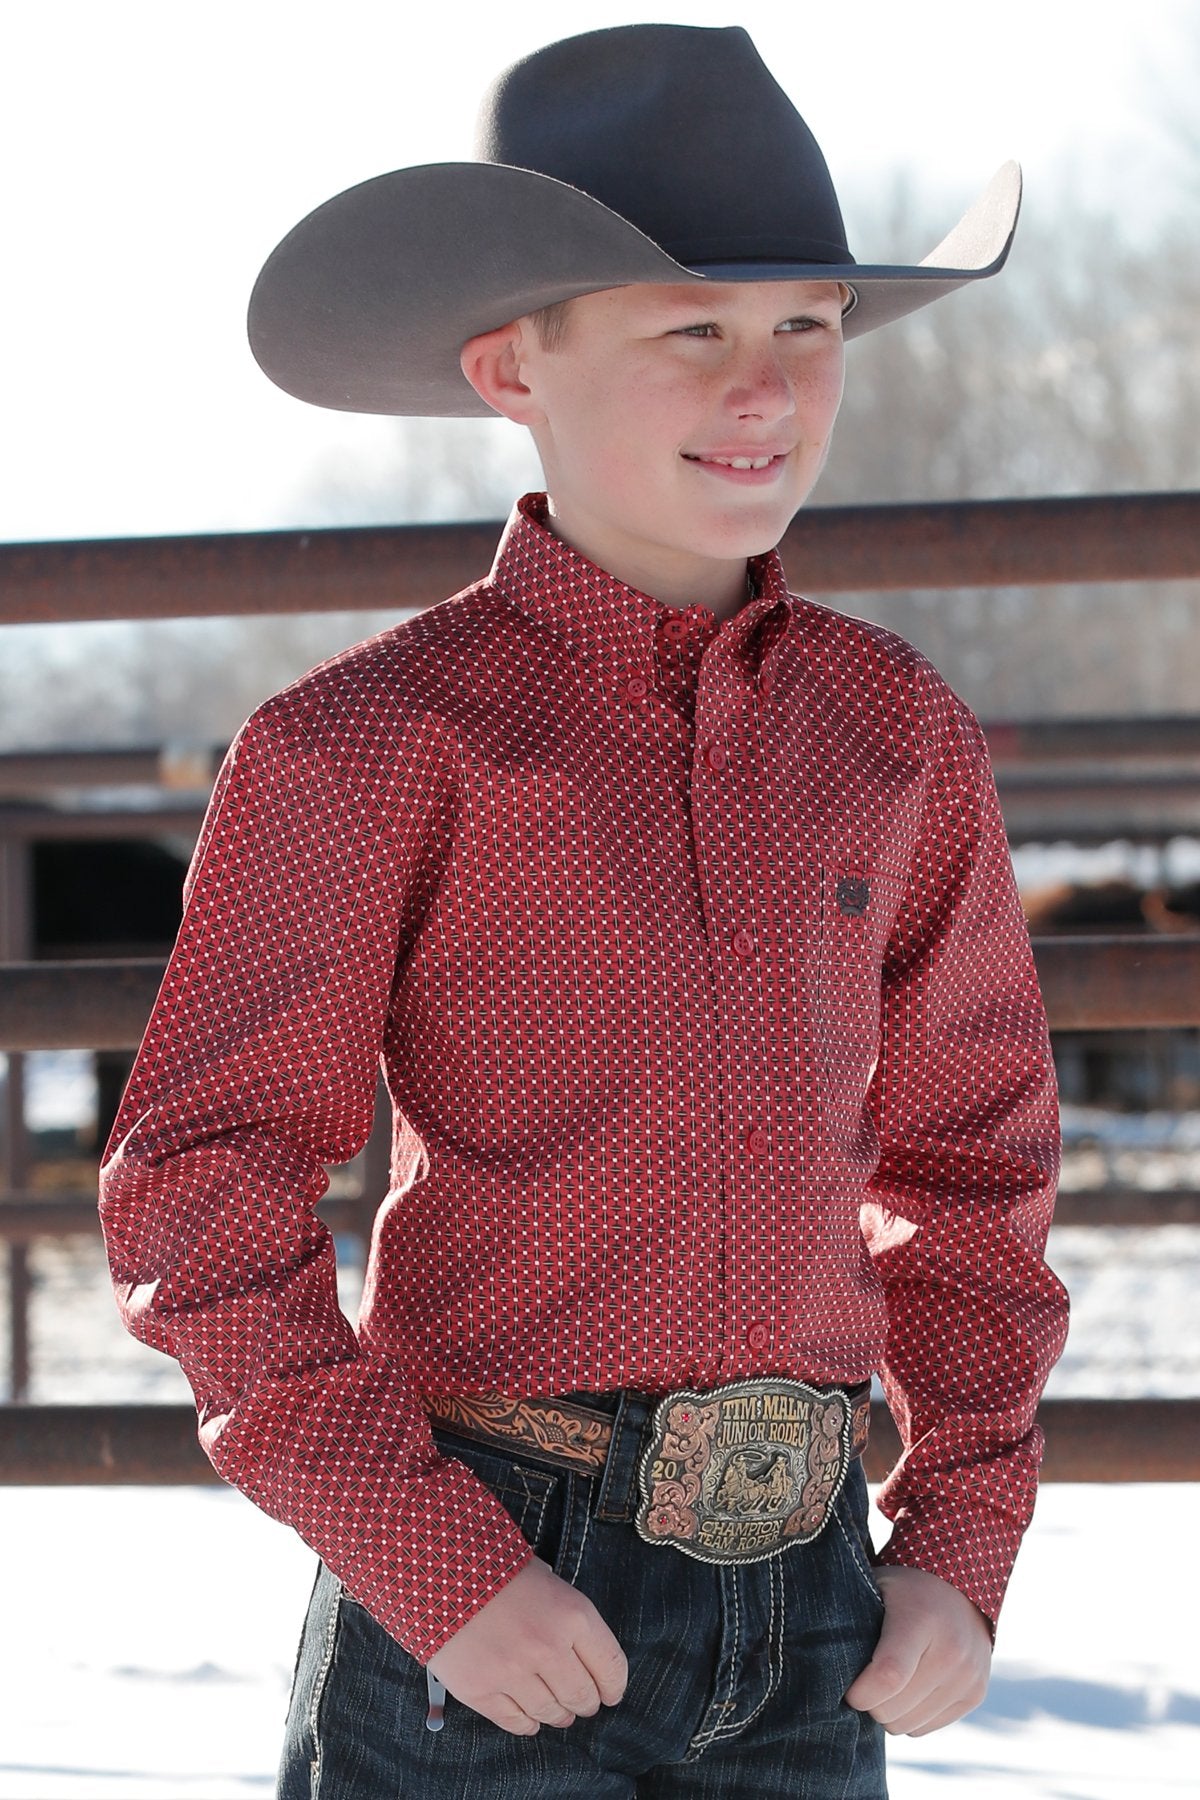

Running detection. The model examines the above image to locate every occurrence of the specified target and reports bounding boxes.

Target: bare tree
[807,175,1200,720]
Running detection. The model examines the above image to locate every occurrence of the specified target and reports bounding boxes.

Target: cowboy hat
[248,23,1022,418]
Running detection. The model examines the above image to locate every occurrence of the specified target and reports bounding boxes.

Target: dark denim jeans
[277,1386,887,1797]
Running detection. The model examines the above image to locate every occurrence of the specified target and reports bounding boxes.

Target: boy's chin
[683,484,811,539]
[685,512,796,560]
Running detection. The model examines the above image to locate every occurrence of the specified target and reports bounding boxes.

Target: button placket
[689,604,780,1380]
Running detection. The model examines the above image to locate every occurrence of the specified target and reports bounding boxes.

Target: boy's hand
[426,1556,628,1736]
[844,1565,992,1735]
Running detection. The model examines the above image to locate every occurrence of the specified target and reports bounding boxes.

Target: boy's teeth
[700,455,775,469]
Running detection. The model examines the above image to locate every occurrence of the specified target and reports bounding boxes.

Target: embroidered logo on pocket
[836,874,870,917]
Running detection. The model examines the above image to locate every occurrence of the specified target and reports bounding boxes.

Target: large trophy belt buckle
[633,1376,853,1565]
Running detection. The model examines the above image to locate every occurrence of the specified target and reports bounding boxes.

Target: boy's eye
[671,317,824,338]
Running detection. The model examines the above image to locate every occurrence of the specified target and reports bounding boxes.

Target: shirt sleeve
[97,704,535,1664]
[861,686,1070,1630]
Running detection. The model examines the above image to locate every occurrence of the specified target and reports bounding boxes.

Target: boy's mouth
[683,450,788,471]
[682,451,789,483]
[684,452,785,470]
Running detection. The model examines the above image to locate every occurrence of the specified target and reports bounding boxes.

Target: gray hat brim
[248,160,1021,417]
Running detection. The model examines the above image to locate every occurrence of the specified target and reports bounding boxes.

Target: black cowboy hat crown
[248,23,1021,417]
[476,24,853,273]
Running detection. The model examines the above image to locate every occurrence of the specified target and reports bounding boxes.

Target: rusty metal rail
[6,786,1200,849]
[1031,937,1200,1029]
[1,1399,1195,1485]
[4,1186,1197,1240]
[0,804,205,842]
[1051,1188,1200,1228]
[4,1183,1195,1241]
[3,938,1199,1052]
[994,792,1200,844]
[2,716,1199,795]
[0,961,165,1049]
[0,747,219,794]
[0,1192,374,1240]
[983,716,1200,763]
[2,491,1198,628]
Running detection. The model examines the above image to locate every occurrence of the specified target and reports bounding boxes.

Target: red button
[758,673,774,698]
[732,927,755,958]
[705,741,727,771]
[747,1126,769,1156]
[626,675,648,699]
[747,1322,771,1351]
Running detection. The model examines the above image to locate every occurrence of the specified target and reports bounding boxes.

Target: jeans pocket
[430,1425,572,1572]
[834,1464,886,1613]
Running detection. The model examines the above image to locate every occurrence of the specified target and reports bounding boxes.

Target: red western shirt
[98,490,1068,1662]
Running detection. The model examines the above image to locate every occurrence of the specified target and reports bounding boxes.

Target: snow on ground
[0,1482,1195,1799]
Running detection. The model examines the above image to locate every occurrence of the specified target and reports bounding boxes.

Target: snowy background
[0,1482,1195,1800]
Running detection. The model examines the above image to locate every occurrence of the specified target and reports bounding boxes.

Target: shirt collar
[488,492,794,688]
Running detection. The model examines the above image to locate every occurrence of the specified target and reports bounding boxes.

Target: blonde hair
[526,298,575,351]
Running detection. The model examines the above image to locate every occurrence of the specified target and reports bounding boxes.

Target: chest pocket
[815,860,908,1091]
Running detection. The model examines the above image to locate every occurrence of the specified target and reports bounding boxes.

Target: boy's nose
[728,350,797,422]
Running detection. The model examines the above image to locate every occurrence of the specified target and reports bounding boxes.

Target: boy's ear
[459,321,544,426]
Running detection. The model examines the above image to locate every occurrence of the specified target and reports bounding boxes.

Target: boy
[99,24,1069,1797]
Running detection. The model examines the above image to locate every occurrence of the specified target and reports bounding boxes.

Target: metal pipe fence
[3,1398,1197,1485]
[2,494,1198,1476]
[3,937,1198,1050]
[2,492,1198,626]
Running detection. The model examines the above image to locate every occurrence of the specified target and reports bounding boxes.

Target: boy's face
[492,278,847,608]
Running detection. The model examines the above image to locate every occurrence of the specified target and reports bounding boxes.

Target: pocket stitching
[437,1440,559,1548]
[494,1462,556,1545]
[308,1570,343,1783]
[834,1508,885,1610]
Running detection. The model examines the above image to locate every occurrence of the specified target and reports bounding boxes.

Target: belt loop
[594,1389,641,1523]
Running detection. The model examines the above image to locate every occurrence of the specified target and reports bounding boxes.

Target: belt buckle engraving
[634,1377,853,1564]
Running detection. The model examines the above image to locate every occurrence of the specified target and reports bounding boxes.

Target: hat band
[666,234,853,266]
